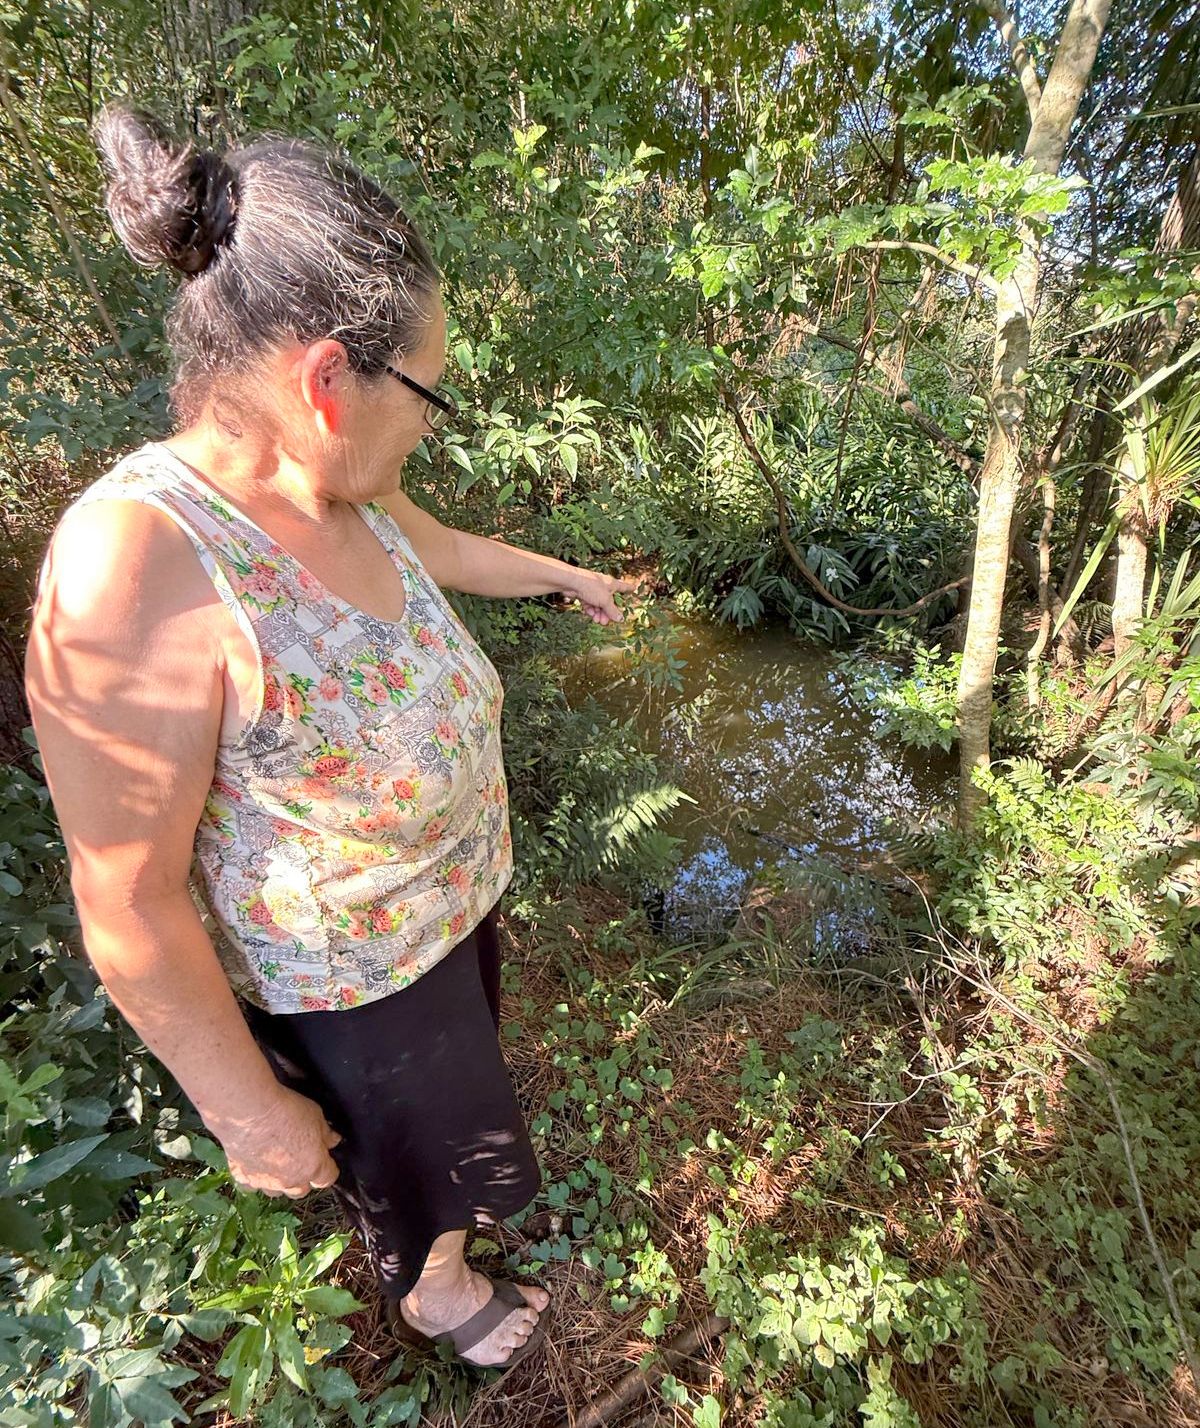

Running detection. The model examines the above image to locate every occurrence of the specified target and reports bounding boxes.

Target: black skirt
[241,903,542,1300]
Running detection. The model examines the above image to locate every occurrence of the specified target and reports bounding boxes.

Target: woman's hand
[559,568,642,625]
[208,1085,344,1199]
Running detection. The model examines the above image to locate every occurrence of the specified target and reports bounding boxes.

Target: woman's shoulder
[68,440,185,510]
[37,444,219,631]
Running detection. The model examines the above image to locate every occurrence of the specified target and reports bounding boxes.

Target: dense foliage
[2,0,1199,1424]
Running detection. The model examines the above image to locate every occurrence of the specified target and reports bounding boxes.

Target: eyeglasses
[381,363,459,431]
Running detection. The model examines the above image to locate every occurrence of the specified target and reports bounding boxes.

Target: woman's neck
[163,422,346,528]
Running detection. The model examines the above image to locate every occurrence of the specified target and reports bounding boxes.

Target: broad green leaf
[218,1324,270,1418]
[693,1394,722,1428]
[115,1374,191,1426]
[86,1147,158,1181]
[446,443,474,474]
[274,1318,309,1390]
[4,1133,108,1194]
[177,1308,232,1342]
[20,1062,61,1094]
[303,1232,352,1280]
[302,1284,364,1317]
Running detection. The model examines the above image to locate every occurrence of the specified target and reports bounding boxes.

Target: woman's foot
[398,1269,550,1367]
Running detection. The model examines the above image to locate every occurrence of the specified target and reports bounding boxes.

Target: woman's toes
[501,1310,536,1351]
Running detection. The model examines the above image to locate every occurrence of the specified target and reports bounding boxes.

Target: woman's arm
[25,499,341,1197]
[377,487,639,622]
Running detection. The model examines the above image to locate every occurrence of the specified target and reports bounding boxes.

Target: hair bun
[93,104,238,278]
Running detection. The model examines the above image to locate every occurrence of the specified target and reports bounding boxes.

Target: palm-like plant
[1120,381,1200,555]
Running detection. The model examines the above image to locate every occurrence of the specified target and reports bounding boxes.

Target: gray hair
[92,104,440,423]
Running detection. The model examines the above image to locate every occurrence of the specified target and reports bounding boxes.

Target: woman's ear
[298,340,350,438]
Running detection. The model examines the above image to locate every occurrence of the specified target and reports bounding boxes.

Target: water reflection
[564,617,954,943]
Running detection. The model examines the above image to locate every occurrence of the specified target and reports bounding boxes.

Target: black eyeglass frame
[381,362,460,430]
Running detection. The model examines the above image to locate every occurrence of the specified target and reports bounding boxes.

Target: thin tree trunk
[1112,441,1152,667]
[1026,475,1057,707]
[1111,148,1200,664]
[956,0,1112,829]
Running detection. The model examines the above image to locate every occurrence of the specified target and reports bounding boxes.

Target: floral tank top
[60,441,514,1014]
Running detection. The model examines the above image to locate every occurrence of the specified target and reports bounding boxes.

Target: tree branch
[555,1312,729,1428]
[986,0,1044,121]
[854,240,1001,295]
[720,391,969,619]
[1023,0,1113,177]
[794,317,979,473]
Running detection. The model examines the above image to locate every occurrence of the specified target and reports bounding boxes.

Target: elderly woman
[24,106,635,1371]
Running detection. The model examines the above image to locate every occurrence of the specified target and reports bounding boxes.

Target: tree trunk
[1112,491,1150,665]
[1111,147,1200,665]
[956,0,1112,829]
[957,265,1034,823]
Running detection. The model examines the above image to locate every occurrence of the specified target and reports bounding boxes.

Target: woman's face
[340,297,450,498]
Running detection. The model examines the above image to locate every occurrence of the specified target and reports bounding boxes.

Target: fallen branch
[720,390,969,618]
[557,1312,730,1428]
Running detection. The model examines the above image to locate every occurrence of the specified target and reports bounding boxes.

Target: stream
[563,615,955,947]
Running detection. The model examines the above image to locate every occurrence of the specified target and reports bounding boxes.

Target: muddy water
[563,615,955,945]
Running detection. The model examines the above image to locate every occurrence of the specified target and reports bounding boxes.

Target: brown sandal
[390,1278,548,1372]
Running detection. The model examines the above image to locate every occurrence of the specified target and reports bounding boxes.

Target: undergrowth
[5,743,1200,1426]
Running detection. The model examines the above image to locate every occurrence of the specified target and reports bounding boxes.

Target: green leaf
[279,1224,300,1272]
[201,1285,271,1311]
[513,123,548,155]
[446,443,474,474]
[86,1147,158,1181]
[115,1374,192,1426]
[1053,509,1121,639]
[693,1394,722,1428]
[21,1062,61,1094]
[4,1133,108,1194]
[314,1364,361,1407]
[303,1232,351,1280]
[177,1309,231,1342]
[0,1198,45,1252]
[1114,337,1200,411]
[218,1324,270,1418]
[302,1284,364,1317]
[273,1319,309,1390]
